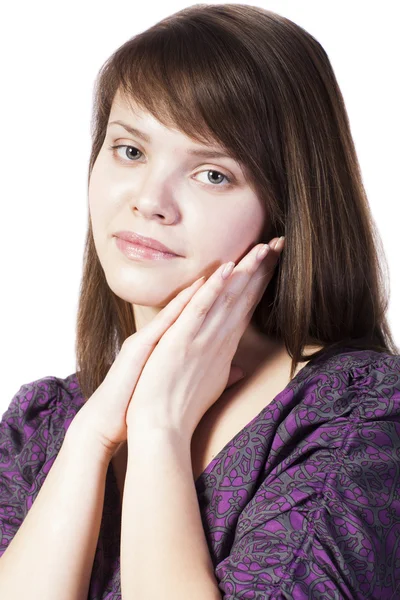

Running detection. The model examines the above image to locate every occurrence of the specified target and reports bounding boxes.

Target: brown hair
[76,3,398,401]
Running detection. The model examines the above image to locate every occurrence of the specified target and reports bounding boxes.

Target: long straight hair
[75,3,398,401]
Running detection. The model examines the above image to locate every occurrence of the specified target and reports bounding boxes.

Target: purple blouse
[1,346,400,599]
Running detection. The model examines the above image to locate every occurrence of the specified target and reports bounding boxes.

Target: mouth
[114,236,179,261]
[113,230,180,256]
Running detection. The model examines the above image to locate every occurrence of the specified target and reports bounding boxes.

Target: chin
[108,282,180,308]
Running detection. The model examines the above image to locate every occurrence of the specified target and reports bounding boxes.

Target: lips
[113,231,179,255]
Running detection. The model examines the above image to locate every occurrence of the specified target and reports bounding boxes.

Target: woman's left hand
[127,237,285,439]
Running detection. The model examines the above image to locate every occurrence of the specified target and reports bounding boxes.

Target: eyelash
[107,144,234,191]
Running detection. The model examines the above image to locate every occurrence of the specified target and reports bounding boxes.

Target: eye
[107,144,235,190]
[109,144,142,162]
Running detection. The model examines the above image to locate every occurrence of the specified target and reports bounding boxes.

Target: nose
[128,174,179,225]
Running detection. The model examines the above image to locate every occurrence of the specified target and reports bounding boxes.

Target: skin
[88,89,319,383]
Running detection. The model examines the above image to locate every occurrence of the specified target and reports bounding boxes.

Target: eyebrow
[107,120,234,160]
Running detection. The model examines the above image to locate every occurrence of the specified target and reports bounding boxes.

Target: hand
[126,237,285,439]
[70,275,212,459]
[68,239,283,459]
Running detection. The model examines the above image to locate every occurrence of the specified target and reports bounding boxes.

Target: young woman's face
[89,89,267,312]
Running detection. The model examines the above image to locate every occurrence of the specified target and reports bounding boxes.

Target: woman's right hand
[69,275,207,461]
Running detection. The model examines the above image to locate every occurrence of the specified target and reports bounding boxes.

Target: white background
[1,1,399,409]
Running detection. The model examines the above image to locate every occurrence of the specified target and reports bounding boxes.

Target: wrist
[128,425,191,453]
[65,415,116,468]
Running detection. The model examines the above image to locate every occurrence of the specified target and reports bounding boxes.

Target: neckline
[193,345,357,488]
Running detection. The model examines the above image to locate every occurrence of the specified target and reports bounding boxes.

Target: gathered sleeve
[215,360,400,599]
[0,377,63,558]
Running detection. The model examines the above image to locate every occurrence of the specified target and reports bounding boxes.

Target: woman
[0,4,399,599]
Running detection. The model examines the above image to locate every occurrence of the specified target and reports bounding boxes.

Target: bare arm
[0,423,111,600]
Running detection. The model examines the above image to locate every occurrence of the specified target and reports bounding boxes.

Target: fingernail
[256,244,270,260]
[221,261,235,280]
[273,236,285,251]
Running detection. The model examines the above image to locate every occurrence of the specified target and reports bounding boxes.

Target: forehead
[109,88,223,147]
[108,90,233,157]
[110,89,149,121]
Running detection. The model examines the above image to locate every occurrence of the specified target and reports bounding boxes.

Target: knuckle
[121,337,135,355]
[221,289,237,309]
[244,293,256,312]
[195,302,209,318]
[122,334,135,349]
[122,331,147,352]
[244,286,259,310]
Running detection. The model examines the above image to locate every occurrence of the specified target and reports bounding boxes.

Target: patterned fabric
[1,347,400,599]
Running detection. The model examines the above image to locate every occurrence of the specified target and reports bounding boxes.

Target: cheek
[193,220,258,276]
[222,212,263,252]
[88,163,112,222]
[237,202,266,241]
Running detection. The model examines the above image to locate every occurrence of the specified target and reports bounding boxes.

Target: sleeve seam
[320,418,359,498]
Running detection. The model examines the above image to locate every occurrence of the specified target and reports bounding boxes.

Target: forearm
[0,424,110,600]
[120,428,221,599]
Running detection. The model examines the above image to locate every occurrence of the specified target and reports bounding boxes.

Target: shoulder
[1,373,85,445]
[0,373,86,556]
[258,348,400,533]
[289,348,400,420]
[215,350,400,597]
[271,348,400,469]
[0,372,85,488]
[298,346,400,383]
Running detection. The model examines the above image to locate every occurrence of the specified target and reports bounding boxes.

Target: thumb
[225,363,247,389]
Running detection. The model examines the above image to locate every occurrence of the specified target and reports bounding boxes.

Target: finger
[219,237,284,320]
[141,275,207,344]
[172,243,271,341]
[101,277,207,400]
[196,238,284,344]
[122,275,206,352]
[221,236,284,311]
